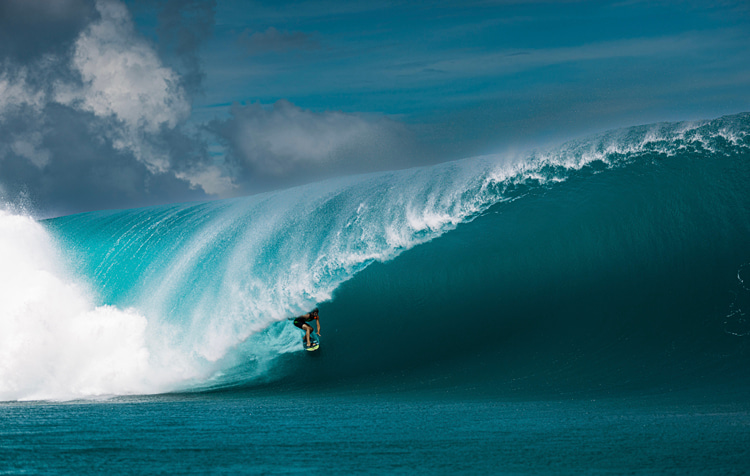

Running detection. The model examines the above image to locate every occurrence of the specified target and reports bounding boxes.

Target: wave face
[2,113,750,400]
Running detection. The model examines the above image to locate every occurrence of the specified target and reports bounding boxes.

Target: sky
[0,0,748,217]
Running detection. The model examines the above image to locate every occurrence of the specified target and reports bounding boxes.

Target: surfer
[293,308,321,348]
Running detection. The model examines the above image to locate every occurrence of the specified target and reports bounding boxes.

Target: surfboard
[303,335,320,352]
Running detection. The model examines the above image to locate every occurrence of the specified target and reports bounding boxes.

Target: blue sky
[194,1,750,143]
[1,0,748,216]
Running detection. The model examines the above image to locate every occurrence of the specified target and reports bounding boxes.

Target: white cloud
[0,67,45,121]
[0,67,51,168]
[175,166,236,195]
[11,132,50,169]
[0,0,417,207]
[223,99,397,176]
[55,0,190,173]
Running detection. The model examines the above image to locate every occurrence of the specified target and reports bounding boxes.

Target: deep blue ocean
[1,113,750,474]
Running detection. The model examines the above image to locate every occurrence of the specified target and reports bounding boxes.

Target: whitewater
[1,112,749,402]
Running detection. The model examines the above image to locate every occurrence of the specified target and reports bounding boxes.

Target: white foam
[0,209,191,401]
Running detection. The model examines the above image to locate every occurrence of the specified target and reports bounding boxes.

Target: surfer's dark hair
[312,308,319,315]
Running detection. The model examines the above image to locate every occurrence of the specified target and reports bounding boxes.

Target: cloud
[0,65,53,172]
[53,0,191,173]
[238,27,319,55]
[0,67,46,120]
[10,132,50,169]
[0,0,96,60]
[0,0,423,215]
[152,0,217,94]
[175,166,234,195]
[0,0,371,214]
[0,0,220,216]
[210,100,416,191]
[383,33,720,81]
[218,100,373,174]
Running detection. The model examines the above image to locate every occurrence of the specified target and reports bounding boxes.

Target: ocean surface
[1,113,750,474]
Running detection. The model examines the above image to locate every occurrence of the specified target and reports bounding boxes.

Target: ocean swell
[1,112,748,400]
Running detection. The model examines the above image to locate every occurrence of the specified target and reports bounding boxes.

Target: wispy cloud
[384,30,747,81]
[237,27,320,55]
[0,67,46,120]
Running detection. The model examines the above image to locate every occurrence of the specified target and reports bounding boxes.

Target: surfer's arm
[316,318,321,335]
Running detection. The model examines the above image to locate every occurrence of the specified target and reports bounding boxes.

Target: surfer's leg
[303,324,313,346]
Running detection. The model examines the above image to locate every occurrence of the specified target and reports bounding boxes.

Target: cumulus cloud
[0,0,415,215]
[54,0,191,173]
[175,166,234,195]
[219,100,375,174]
[0,0,218,216]
[210,100,416,191]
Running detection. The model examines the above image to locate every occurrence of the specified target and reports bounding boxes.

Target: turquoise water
[1,113,750,473]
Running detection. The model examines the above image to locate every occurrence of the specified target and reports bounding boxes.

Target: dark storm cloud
[0,104,209,218]
[0,0,96,60]
[152,0,217,95]
[237,27,319,55]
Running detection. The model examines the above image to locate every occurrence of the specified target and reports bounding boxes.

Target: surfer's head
[312,308,319,316]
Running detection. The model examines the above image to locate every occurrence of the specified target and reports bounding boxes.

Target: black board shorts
[293,318,309,329]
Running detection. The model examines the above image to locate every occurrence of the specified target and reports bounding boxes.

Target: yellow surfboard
[303,335,320,351]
